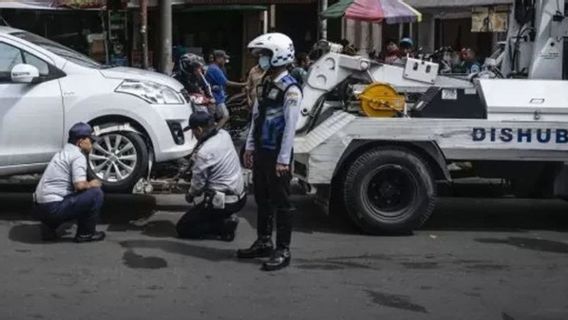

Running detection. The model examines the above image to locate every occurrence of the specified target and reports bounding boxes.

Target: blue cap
[69,122,100,142]
[184,111,213,131]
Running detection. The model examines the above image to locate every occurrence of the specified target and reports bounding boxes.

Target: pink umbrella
[322,0,422,24]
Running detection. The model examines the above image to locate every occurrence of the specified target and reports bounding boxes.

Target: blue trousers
[33,188,104,236]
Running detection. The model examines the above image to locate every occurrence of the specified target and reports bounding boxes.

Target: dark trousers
[177,196,246,239]
[253,149,293,250]
[33,188,104,236]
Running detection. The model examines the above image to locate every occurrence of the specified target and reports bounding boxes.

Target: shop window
[0,42,23,83]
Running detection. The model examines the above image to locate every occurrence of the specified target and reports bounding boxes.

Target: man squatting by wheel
[176,112,247,241]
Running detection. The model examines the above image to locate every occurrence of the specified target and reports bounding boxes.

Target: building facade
[1,0,318,79]
[336,0,513,59]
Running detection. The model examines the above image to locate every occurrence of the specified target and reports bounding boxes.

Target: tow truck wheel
[343,147,436,234]
[88,131,149,193]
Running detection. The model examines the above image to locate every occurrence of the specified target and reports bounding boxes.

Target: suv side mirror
[11,64,40,84]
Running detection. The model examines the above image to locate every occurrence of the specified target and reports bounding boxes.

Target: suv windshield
[10,31,102,69]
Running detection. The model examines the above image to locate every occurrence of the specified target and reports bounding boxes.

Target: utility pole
[320,0,328,39]
[140,0,149,69]
[159,0,172,74]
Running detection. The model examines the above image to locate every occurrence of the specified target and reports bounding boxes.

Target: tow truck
[293,0,568,234]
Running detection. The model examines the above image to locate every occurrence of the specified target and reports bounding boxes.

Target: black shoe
[237,238,273,259]
[219,216,239,242]
[74,231,106,243]
[40,223,58,241]
[262,249,291,271]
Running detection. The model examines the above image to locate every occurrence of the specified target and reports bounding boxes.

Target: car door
[0,41,65,175]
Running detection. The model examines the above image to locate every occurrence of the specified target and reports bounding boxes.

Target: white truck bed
[294,111,568,185]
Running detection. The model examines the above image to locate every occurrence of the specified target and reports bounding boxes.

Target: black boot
[219,215,239,242]
[237,238,273,259]
[74,231,106,243]
[262,248,291,271]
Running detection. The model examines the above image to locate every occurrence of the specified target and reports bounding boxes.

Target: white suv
[0,27,193,192]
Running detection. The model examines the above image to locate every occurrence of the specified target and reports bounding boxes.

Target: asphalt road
[0,192,567,320]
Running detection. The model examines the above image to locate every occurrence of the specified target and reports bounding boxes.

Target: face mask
[259,55,271,71]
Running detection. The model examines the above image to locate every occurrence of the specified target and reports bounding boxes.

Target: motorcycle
[225,91,251,141]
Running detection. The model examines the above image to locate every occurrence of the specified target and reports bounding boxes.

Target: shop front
[138,0,317,78]
[0,0,130,65]
[2,0,318,77]
[170,5,268,80]
[406,0,512,59]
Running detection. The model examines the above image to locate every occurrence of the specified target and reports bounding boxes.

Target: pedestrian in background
[206,50,245,129]
[340,39,357,56]
[399,37,415,58]
[245,64,266,109]
[290,52,311,86]
[384,40,402,65]
[174,53,213,99]
[464,48,482,74]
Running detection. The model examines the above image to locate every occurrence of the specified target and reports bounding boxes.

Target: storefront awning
[404,0,512,8]
[129,0,315,7]
[0,0,56,9]
[0,0,129,9]
[180,0,315,2]
[179,5,267,12]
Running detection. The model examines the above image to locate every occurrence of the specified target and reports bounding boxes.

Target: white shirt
[35,144,87,203]
[189,129,244,196]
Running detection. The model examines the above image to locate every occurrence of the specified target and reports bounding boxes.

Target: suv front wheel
[88,131,149,193]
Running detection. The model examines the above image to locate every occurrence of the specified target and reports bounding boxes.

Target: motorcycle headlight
[115,80,184,105]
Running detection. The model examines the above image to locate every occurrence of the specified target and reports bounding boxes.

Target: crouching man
[33,123,106,243]
[176,112,246,241]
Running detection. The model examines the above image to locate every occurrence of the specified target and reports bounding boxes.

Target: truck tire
[343,147,436,234]
[88,131,149,193]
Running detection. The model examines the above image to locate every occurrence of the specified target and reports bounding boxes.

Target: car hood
[100,67,183,91]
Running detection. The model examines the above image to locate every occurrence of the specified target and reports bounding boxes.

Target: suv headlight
[115,80,184,105]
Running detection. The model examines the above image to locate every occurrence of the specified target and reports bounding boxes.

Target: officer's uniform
[33,123,104,241]
[245,71,303,251]
[177,125,246,240]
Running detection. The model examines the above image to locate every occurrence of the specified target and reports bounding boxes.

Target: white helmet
[248,33,295,67]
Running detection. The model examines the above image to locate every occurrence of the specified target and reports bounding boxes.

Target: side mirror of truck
[11,64,40,84]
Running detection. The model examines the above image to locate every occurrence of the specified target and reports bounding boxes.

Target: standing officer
[176,112,246,241]
[33,123,105,242]
[237,33,303,271]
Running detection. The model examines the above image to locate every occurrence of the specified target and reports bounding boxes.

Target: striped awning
[0,0,128,9]
[322,0,421,24]
[404,0,512,8]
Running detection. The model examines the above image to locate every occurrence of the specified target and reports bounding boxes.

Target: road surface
[0,192,567,320]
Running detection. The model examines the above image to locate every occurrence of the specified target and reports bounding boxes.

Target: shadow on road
[119,239,258,265]
[2,191,568,244]
[2,192,158,244]
[237,195,361,236]
[0,192,157,222]
[423,198,568,232]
